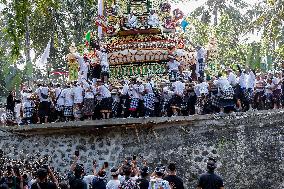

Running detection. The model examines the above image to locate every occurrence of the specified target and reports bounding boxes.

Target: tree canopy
[0,0,283,96]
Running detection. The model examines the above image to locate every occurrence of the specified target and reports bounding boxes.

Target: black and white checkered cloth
[6,109,14,121]
[221,86,234,100]
[23,107,34,118]
[211,94,220,108]
[64,106,73,117]
[55,104,64,111]
[144,93,155,110]
[112,101,120,114]
[129,98,139,111]
[199,63,205,73]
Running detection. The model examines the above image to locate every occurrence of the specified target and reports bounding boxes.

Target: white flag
[36,39,51,70]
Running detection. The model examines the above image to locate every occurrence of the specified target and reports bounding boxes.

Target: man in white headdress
[75,52,89,83]
[127,11,138,29]
[97,47,110,83]
[148,10,159,28]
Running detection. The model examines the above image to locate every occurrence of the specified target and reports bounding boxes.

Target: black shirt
[92,178,106,189]
[68,172,87,189]
[31,182,57,189]
[164,175,184,189]
[197,171,224,189]
[136,178,149,189]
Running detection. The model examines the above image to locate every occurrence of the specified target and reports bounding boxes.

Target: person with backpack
[197,158,224,189]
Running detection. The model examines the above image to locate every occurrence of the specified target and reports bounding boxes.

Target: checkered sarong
[112,100,120,114]
[198,58,205,73]
[55,104,64,111]
[73,103,82,118]
[211,94,220,108]
[221,87,234,100]
[144,93,155,110]
[23,107,34,118]
[64,106,73,117]
[129,98,139,111]
[6,109,14,121]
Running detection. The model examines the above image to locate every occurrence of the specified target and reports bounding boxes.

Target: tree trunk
[213,5,218,26]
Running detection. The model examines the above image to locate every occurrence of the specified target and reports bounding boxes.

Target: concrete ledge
[1,109,284,135]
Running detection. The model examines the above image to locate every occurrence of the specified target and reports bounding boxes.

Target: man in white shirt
[196,45,206,78]
[272,72,282,109]
[129,78,144,117]
[127,11,138,29]
[148,10,159,28]
[144,78,155,117]
[97,80,112,119]
[98,48,110,83]
[170,78,185,116]
[62,84,74,121]
[76,53,89,83]
[54,84,65,122]
[227,68,238,87]
[167,55,181,82]
[72,82,84,121]
[194,78,209,114]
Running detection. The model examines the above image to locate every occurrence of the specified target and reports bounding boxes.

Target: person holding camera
[68,155,87,189]
[30,166,58,189]
[197,158,224,189]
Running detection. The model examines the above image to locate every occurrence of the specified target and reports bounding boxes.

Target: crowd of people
[0,153,224,189]
[4,59,284,125]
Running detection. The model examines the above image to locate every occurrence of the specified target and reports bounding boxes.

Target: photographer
[68,156,87,189]
[30,166,58,189]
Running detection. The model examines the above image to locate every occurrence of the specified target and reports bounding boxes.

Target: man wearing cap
[167,55,181,82]
[197,158,224,189]
[31,167,58,189]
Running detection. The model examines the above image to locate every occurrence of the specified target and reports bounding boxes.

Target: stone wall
[0,110,284,189]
